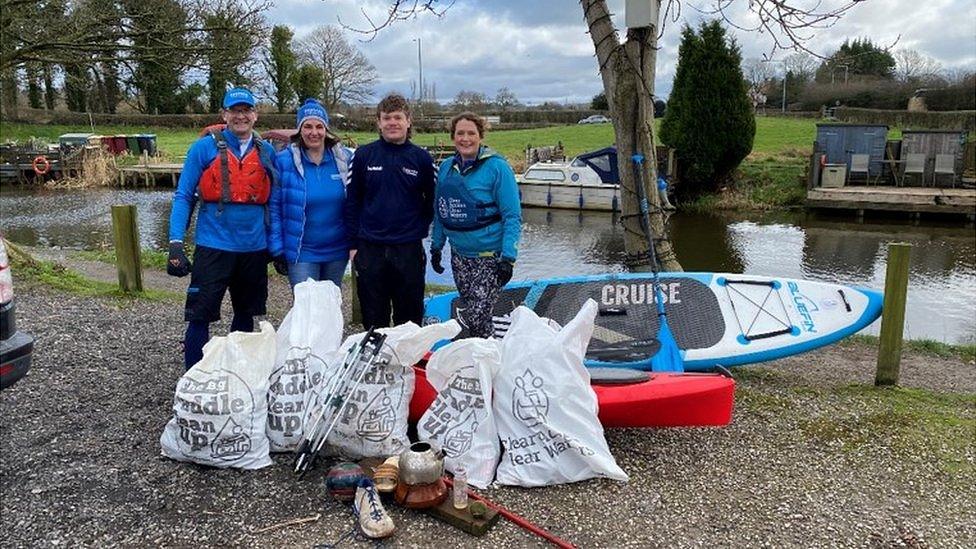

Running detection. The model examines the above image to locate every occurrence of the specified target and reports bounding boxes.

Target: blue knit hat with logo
[297,98,330,128]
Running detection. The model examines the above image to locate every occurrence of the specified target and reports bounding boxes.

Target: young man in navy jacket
[166,87,276,370]
[345,93,436,328]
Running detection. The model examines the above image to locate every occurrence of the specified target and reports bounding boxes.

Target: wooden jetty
[806,186,976,220]
[118,163,183,187]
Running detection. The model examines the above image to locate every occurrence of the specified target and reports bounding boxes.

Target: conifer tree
[660,21,755,197]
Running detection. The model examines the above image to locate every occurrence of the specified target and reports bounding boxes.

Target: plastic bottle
[453,466,468,509]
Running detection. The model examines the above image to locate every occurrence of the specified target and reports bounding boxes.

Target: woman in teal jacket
[430,112,522,338]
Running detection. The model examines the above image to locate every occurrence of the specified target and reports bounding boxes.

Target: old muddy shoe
[354,478,395,539]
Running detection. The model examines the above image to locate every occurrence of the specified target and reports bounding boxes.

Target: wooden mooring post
[875,242,911,386]
[111,205,143,293]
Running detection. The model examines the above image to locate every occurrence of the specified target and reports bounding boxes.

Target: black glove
[497,259,514,287]
[167,242,191,277]
[272,255,288,276]
[430,249,445,274]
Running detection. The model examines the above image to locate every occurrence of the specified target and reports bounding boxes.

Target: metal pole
[781,70,787,113]
[417,38,424,102]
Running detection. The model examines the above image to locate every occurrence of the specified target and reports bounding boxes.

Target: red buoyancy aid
[199,130,271,206]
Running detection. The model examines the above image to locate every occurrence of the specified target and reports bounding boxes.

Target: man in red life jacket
[167,87,277,370]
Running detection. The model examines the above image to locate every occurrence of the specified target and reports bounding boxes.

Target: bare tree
[783,52,817,82]
[296,25,377,110]
[743,57,775,92]
[894,49,942,84]
[341,1,871,272]
[452,89,488,111]
[494,87,521,111]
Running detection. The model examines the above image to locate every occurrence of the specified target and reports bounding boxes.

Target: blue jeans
[287,259,348,288]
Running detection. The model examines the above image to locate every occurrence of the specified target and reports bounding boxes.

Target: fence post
[875,242,911,386]
[111,205,143,293]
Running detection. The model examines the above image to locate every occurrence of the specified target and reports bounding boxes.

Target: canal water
[1,187,973,344]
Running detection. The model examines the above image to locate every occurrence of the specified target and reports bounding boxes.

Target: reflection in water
[517,208,627,277]
[1,188,973,343]
[1,187,175,249]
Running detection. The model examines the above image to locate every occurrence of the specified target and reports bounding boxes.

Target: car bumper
[1,330,33,389]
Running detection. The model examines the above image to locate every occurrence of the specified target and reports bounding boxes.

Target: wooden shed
[900,129,968,186]
[814,123,889,177]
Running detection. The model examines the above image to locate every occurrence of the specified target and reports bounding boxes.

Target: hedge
[832,107,975,132]
[8,106,603,133]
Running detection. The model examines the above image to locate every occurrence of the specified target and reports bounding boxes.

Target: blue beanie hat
[297,98,330,128]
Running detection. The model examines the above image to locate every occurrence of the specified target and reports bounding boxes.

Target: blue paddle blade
[650,317,685,372]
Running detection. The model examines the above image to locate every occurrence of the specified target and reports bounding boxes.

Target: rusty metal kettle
[398,441,445,485]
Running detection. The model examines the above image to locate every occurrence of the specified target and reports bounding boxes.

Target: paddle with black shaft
[630,153,684,372]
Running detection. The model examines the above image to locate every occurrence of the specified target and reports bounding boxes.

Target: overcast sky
[270,0,976,105]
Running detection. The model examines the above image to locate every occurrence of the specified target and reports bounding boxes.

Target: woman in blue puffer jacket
[269,98,354,288]
[429,112,522,338]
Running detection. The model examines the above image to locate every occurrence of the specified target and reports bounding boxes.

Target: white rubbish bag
[418,338,501,489]
[494,301,628,486]
[160,321,277,469]
[326,321,461,459]
[267,280,344,452]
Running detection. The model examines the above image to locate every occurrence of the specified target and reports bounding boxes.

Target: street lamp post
[413,38,424,103]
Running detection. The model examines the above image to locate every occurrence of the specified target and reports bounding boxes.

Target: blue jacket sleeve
[493,159,522,262]
[268,152,286,258]
[343,148,363,248]
[167,139,207,243]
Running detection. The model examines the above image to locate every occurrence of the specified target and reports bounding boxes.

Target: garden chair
[933,154,956,188]
[902,153,927,187]
[847,154,871,185]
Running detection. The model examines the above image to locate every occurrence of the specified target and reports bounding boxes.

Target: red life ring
[32,155,51,175]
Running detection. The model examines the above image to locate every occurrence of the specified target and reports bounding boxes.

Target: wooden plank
[876,243,911,386]
[111,205,143,293]
[424,492,500,537]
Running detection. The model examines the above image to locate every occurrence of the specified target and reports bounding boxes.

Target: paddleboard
[423,273,883,371]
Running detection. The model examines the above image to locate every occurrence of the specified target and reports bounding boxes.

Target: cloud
[269,0,975,103]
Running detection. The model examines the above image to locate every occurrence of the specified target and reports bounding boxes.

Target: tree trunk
[42,64,56,110]
[102,60,120,114]
[583,0,681,272]
[1,68,19,120]
[26,63,43,109]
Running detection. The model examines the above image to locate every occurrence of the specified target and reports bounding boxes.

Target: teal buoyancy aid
[435,151,502,232]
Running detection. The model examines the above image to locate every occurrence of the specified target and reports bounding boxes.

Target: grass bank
[842,333,976,363]
[6,241,178,302]
[734,367,975,478]
[2,117,821,209]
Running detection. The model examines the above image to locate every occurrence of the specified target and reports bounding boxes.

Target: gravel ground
[1,255,974,548]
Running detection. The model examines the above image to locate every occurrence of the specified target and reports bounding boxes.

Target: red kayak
[409,366,735,428]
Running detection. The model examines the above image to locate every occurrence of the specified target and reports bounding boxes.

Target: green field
[0,117,819,161]
[1,116,823,208]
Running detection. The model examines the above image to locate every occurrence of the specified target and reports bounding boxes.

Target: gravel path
[2,261,974,548]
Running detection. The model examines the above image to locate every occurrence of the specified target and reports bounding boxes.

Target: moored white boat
[515,147,621,212]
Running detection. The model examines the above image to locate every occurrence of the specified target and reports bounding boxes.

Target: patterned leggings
[451,254,501,339]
